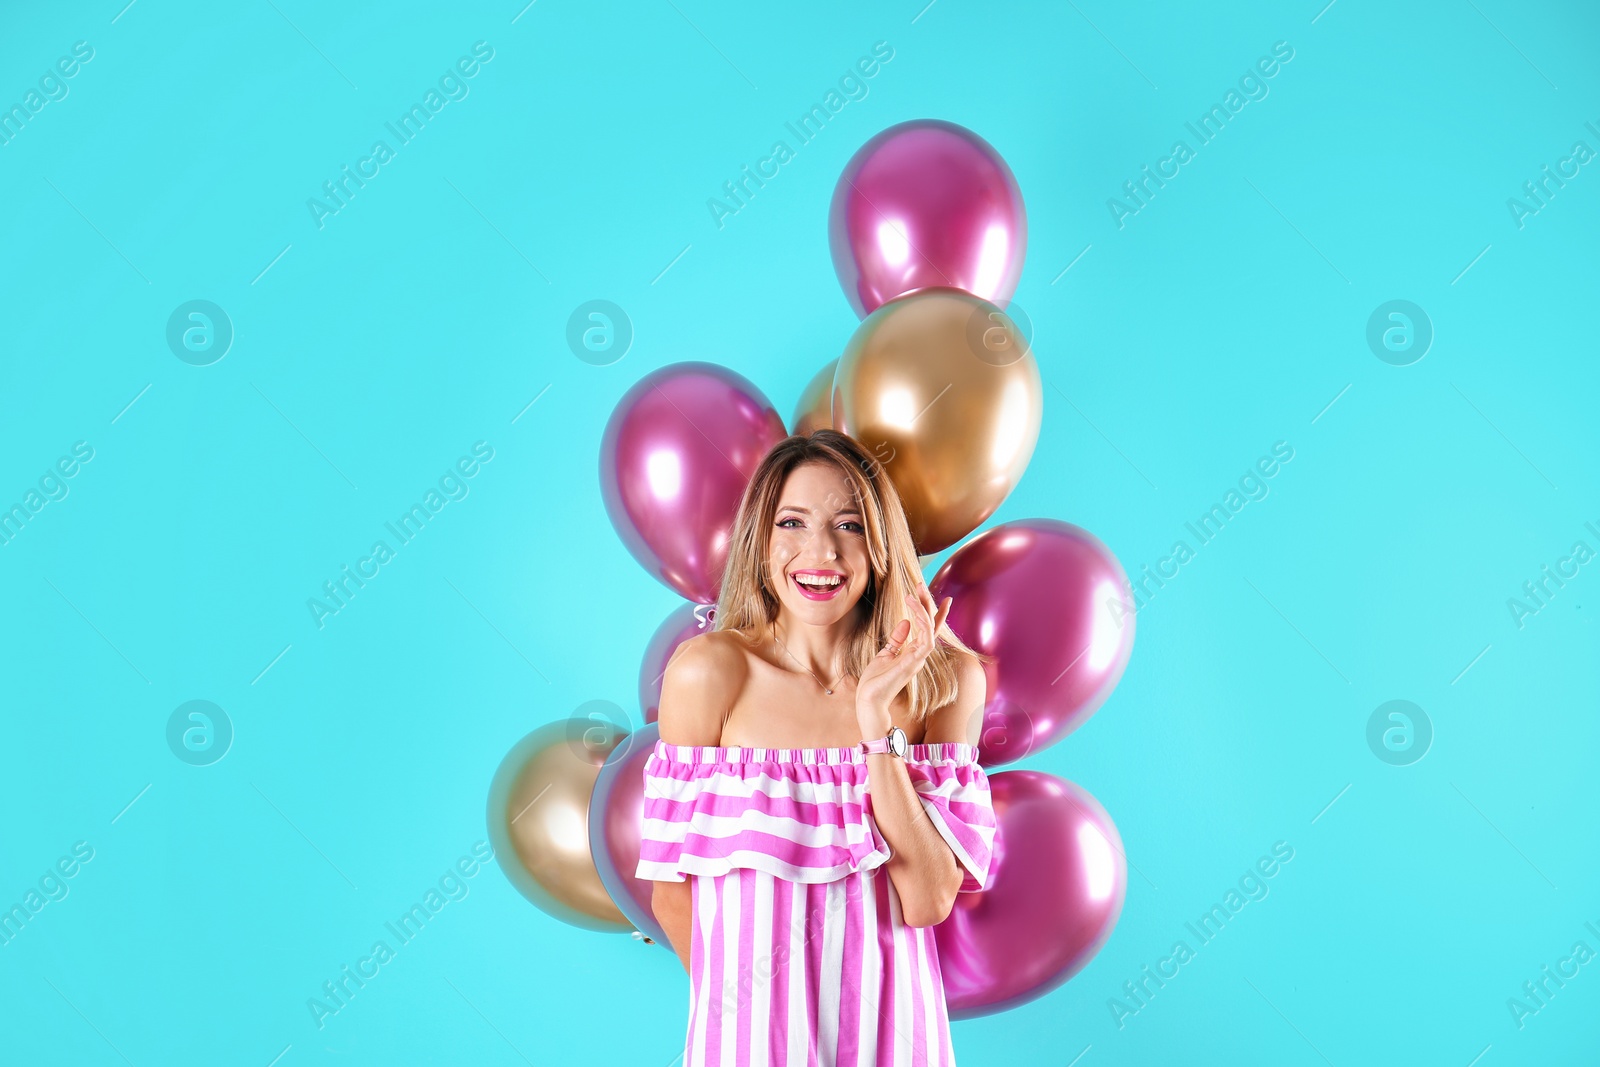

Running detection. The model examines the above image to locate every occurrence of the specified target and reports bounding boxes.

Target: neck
[771,610,856,680]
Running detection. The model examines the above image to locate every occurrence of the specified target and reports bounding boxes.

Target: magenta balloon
[935,771,1127,1018]
[588,723,668,947]
[639,602,718,725]
[829,119,1026,318]
[599,362,788,604]
[930,519,1134,767]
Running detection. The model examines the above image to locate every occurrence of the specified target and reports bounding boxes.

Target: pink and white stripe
[637,740,997,1066]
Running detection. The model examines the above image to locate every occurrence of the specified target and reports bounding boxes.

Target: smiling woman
[638,429,998,1066]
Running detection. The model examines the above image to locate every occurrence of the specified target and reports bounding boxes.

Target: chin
[789,596,858,618]
[783,587,862,618]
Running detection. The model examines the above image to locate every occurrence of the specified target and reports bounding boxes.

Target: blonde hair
[713,429,992,723]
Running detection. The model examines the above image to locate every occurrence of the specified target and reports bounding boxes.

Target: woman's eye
[777,517,861,531]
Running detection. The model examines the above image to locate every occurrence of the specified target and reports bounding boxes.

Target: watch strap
[859,727,906,757]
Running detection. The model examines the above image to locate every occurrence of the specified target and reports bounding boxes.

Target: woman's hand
[857,576,952,734]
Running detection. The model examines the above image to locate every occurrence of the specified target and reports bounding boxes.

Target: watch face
[888,727,907,757]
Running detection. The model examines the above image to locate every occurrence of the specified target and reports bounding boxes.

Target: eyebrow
[777,504,862,517]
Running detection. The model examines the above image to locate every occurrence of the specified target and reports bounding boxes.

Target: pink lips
[791,569,846,601]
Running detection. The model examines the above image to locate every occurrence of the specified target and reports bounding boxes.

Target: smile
[792,570,846,601]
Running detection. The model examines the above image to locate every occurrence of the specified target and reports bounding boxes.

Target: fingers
[915,576,940,631]
[883,616,912,655]
[900,578,953,664]
[884,576,954,667]
[902,592,937,663]
[916,580,950,645]
[914,574,952,641]
[902,592,929,651]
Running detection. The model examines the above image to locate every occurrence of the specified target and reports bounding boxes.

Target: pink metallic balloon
[936,771,1127,1018]
[830,119,1027,318]
[588,723,668,947]
[929,519,1134,767]
[599,362,788,604]
[639,602,718,725]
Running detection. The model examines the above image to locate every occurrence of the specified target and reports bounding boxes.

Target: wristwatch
[859,725,907,758]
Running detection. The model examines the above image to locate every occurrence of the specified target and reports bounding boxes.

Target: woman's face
[767,462,872,624]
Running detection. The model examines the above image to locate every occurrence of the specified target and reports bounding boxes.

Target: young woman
[636,428,998,1066]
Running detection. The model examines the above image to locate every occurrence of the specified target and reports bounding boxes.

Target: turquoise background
[1,0,1596,1063]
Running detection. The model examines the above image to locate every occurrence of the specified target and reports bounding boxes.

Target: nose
[802,524,840,564]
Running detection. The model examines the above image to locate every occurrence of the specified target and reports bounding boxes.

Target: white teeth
[795,574,842,588]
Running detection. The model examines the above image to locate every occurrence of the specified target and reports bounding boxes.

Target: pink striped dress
[636,739,997,1067]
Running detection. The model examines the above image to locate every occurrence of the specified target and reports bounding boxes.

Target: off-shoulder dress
[636,739,997,1067]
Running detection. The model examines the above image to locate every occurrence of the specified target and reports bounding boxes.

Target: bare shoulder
[657,630,751,746]
[952,649,986,701]
[921,650,987,746]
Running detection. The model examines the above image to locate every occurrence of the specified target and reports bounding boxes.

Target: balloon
[485,714,633,932]
[790,358,836,435]
[600,362,788,603]
[930,519,1134,767]
[831,288,1042,555]
[830,119,1026,318]
[588,723,669,947]
[936,771,1126,1018]
[639,602,717,725]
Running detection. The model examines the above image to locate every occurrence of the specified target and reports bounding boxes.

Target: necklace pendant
[824,687,833,695]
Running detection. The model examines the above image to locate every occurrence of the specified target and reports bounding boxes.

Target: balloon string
[692,603,717,629]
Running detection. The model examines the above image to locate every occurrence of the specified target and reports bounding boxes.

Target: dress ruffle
[635,739,996,890]
[903,745,997,893]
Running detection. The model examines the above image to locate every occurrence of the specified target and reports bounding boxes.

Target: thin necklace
[770,624,848,695]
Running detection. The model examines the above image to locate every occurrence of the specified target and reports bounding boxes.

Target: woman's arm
[651,880,693,973]
[649,633,744,973]
[865,651,986,927]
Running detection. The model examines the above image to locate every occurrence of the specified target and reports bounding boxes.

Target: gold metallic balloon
[831,287,1042,555]
[486,718,632,932]
[791,358,837,435]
